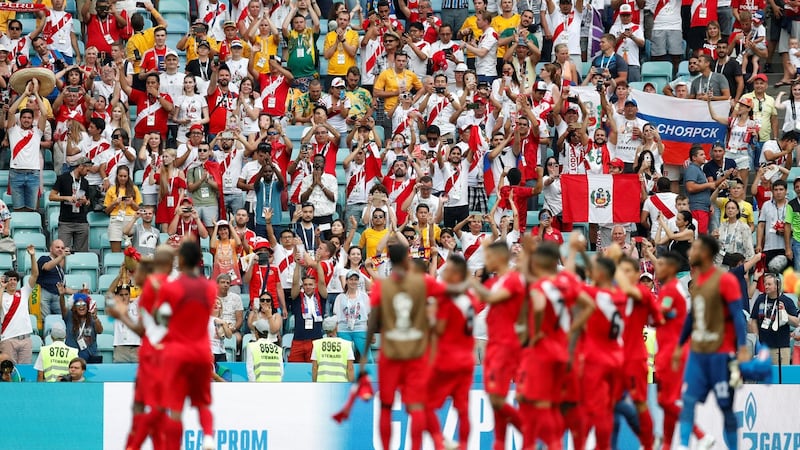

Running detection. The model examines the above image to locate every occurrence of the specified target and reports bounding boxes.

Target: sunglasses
[541,215,551,220]
[267,131,278,135]
[9,27,20,31]
[372,215,385,219]
[260,297,272,302]
[198,148,210,152]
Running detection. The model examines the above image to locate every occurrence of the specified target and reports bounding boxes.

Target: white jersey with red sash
[288,160,313,205]
[383,175,416,224]
[549,8,581,55]
[199,0,228,40]
[0,35,31,64]
[360,37,385,85]
[259,74,291,116]
[561,142,587,175]
[106,147,136,185]
[610,22,643,67]
[53,104,86,142]
[653,0,682,29]
[218,146,244,195]
[43,10,74,55]
[425,94,456,136]
[460,232,486,273]
[612,0,641,24]
[1,288,32,340]
[392,105,418,141]
[272,244,296,289]
[9,126,42,171]
[141,154,162,196]
[313,142,338,176]
[82,138,111,185]
[239,159,263,205]
[443,159,469,208]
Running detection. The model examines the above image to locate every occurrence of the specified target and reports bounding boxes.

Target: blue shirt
[685,163,711,210]
[592,53,628,80]
[253,178,283,226]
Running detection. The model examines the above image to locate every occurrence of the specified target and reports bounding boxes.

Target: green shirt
[187,165,219,207]
[345,87,373,119]
[788,200,800,241]
[499,28,539,49]
[287,28,318,78]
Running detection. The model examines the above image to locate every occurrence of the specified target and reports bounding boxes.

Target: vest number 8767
[49,347,70,358]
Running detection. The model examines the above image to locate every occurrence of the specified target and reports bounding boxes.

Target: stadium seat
[91,294,106,313]
[281,333,293,362]
[44,314,66,337]
[66,252,100,275]
[87,211,110,230]
[677,60,689,78]
[0,170,8,189]
[97,334,114,362]
[286,125,305,142]
[134,171,144,186]
[165,16,189,34]
[430,0,442,13]
[0,192,11,209]
[30,314,39,336]
[628,81,648,92]
[42,170,57,190]
[159,0,188,13]
[241,333,255,361]
[159,232,170,244]
[49,210,60,237]
[0,253,12,271]
[31,334,43,354]
[527,211,540,227]
[18,17,36,33]
[103,253,125,274]
[11,212,43,234]
[166,34,184,54]
[65,0,77,14]
[98,314,114,336]
[67,272,97,293]
[200,236,210,251]
[203,252,213,277]
[224,336,236,362]
[373,125,385,143]
[98,274,117,295]
[641,61,674,86]
[64,273,93,292]
[18,251,46,273]
[14,233,47,262]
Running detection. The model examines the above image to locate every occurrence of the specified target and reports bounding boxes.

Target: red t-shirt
[485,270,526,349]
[583,285,626,366]
[140,46,168,73]
[498,185,535,231]
[128,89,172,138]
[137,272,169,358]
[692,268,741,353]
[161,273,217,359]
[531,226,564,244]
[207,88,238,134]
[529,272,582,362]
[248,264,281,310]
[514,130,540,182]
[85,12,128,54]
[623,284,664,362]
[655,277,688,369]
[270,140,292,176]
[434,284,477,371]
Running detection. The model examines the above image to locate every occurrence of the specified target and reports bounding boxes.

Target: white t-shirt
[613,113,647,163]
[159,72,185,103]
[475,26,499,77]
[175,94,209,143]
[609,22,644,67]
[391,105,419,142]
[653,0,682,30]
[424,94,457,137]
[548,7,582,55]
[226,58,250,95]
[176,142,199,172]
[0,285,33,340]
[214,145,245,195]
[8,125,43,170]
[239,160,263,203]
[208,316,226,355]
[406,40,432,80]
[442,157,470,208]
[460,232,487,273]
[113,300,142,346]
[220,292,244,328]
[642,192,678,239]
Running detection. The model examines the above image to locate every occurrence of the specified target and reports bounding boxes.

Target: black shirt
[713,58,742,97]
[703,158,737,198]
[53,171,90,223]
[750,294,799,349]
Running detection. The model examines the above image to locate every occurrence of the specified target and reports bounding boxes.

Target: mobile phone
[466,102,480,110]
[136,1,145,7]
[443,48,452,56]
[269,55,275,60]
[182,207,192,213]
[446,138,454,145]
[121,196,129,200]
[435,87,445,94]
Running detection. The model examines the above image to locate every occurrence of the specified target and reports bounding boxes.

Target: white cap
[455,63,468,72]
[619,3,633,13]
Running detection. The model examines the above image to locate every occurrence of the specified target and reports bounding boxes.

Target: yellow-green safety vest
[41,342,78,382]
[247,340,283,382]
[312,337,350,382]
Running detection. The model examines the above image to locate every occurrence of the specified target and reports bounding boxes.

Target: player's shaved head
[154,244,176,269]
[388,243,409,265]
[178,241,203,269]
[446,254,468,281]
[533,242,560,273]
[593,257,616,282]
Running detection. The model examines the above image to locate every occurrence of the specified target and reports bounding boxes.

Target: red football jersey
[137,272,170,357]
[623,284,664,362]
[655,278,688,369]
[434,291,478,371]
[528,272,583,362]
[485,270,526,348]
[691,269,742,353]
[161,273,217,359]
[583,285,626,366]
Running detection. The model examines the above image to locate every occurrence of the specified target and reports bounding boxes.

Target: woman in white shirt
[173,75,210,144]
[775,83,800,133]
[209,298,233,364]
[236,77,262,138]
[491,62,522,128]
[332,270,371,361]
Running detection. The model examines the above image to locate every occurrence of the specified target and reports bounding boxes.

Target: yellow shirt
[323,29,359,76]
[0,11,15,35]
[359,227,389,260]
[460,15,484,58]
[374,69,422,115]
[104,185,143,217]
[490,14,520,58]
[419,223,441,250]
[126,28,157,73]
[739,92,777,142]
[17,97,54,121]
[717,198,755,228]
[251,34,280,74]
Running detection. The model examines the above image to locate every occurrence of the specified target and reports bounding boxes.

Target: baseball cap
[197,40,211,49]
[610,158,625,168]
[675,80,689,87]
[253,239,272,252]
[738,97,754,108]
[566,103,579,113]
[0,44,10,53]
[346,270,361,279]
[216,219,229,227]
[753,73,768,83]
[534,80,548,91]
[624,98,638,107]
[322,316,338,332]
[192,19,209,29]
[50,321,67,339]
[253,319,272,334]
[639,271,654,280]
[74,156,94,166]
[180,197,193,206]
[230,39,244,48]
[753,10,764,23]
[165,49,179,58]
[619,3,632,13]
[331,77,345,88]
[223,20,236,29]
[455,63,468,72]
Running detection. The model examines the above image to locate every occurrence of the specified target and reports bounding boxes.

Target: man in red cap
[168,198,211,241]
[243,238,285,313]
[609,157,625,173]
[176,123,207,171]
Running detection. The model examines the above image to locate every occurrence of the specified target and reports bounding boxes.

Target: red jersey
[655,278,688,368]
[583,285,627,366]
[692,268,742,353]
[85,12,128,54]
[248,264,281,310]
[434,291,479,371]
[529,271,583,362]
[623,284,664,362]
[137,272,170,357]
[485,270,526,348]
[498,185,535,231]
[128,89,172,138]
[515,130,540,182]
[140,46,169,73]
[313,141,339,176]
[160,273,217,359]
[207,88,238,134]
[269,140,292,176]
[259,73,291,116]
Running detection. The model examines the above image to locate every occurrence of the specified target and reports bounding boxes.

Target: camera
[54,60,65,71]
[136,1,145,7]
[182,207,192,213]
[446,138,454,145]
[435,87,445,94]
[466,102,481,110]
[596,81,605,92]
[349,115,357,121]
[58,374,73,382]
[443,48,452,56]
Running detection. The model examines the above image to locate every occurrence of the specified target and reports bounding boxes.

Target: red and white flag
[561,174,641,223]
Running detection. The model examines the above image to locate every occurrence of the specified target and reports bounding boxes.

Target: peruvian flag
[561,174,641,223]
[364,142,382,184]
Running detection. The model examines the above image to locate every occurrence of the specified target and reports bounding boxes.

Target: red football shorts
[160,354,213,412]
[655,350,687,408]
[133,348,161,406]
[427,368,473,410]
[560,352,585,404]
[484,345,520,397]
[582,361,619,413]
[378,353,430,406]
[517,349,566,403]
[624,358,649,403]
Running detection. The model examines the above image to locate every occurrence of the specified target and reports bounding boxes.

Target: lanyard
[199,60,210,80]
[299,224,314,251]
[598,55,612,69]
[98,15,110,37]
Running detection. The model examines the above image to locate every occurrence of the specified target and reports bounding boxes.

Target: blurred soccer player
[470,242,525,450]
[519,242,595,450]
[363,243,445,450]
[614,257,664,450]
[425,253,477,450]
[676,235,750,450]
[157,242,219,450]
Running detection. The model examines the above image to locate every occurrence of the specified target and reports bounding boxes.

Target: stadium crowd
[0,0,798,446]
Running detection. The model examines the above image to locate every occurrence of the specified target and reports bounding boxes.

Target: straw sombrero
[9,67,56,97]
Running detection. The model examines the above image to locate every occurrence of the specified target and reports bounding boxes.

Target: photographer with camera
[34,321,78,381]
[420,73,460,141]
[168,198,211,242]
[749,273,800,365]
[59,357,87,382]
[50,157,93,253]
[123,205,160,257]
[0,246,38,364]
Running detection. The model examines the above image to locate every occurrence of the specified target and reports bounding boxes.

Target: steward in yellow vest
[311,316,355,382]
[246,319,284,382]
[35,322,78,382]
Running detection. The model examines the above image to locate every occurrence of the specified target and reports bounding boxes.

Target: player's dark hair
[179,241,203,268]
[695,234,720,259]
[533,241,560,271]
[388,243,409,265]
[506,168,522,186]
[594,256,616,280]
[447,254,468,280]
[411,258,429,273]
[659,251,684,269]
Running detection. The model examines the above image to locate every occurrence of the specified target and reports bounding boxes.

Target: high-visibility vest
[41,341,78,382]
[246,340,283,382]
[312,337,350,382]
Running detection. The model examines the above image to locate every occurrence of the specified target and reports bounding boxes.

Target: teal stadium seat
[677,60,690,78]
[64,273,94,292]
[203,252,213,277]
[224,336,236,362]
[66,252,99,275]
[98,314,114,336]
[98,274,117,295]
[0,170,8,189]
[1,192,11,208]
[241,333,255,361]
[97,334,114,362]
[90,294,106,313]
[43,314,65,337]
[18,252,46,273]
[11,212,42,234]
[286,125,305,142]
[103,253,125,274]
[628,81,648,91]
[159,0,188,13]
[641,61,674,87]
[42,170,57,190]
[281,333,293,362]
[14,233,46,262]
[29,314,39,336]
[0,253,13,271]
[31,334,43,360]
